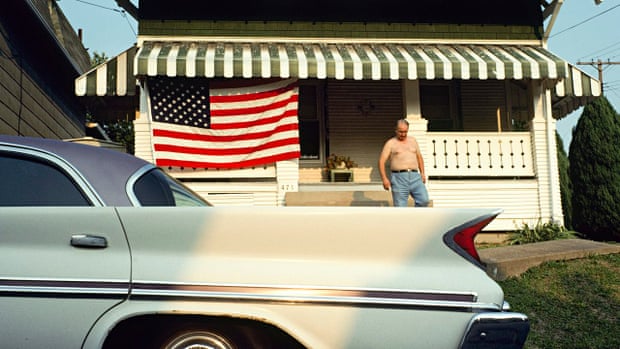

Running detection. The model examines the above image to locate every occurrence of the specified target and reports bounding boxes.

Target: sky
[57,0,620,153]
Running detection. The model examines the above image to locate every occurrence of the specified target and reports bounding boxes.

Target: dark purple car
[0,135,208,207]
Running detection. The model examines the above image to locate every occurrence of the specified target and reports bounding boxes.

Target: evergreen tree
[91,51,109,67]
[569,96,620,241]
[556,132,571,230]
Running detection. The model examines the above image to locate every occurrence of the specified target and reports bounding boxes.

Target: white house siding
[531,117,563,224]
[299,80,404,183]
[186,182,278,206]
[133,113,154,163]
[276,159,300,206]
[427,179,542,231]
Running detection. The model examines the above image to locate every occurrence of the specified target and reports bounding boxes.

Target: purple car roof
[0,135,155,206]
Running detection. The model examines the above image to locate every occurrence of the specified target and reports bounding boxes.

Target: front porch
[288,130,546,231]
[164,129,553,232]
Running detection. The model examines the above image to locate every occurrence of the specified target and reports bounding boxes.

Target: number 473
[280,184,297,191]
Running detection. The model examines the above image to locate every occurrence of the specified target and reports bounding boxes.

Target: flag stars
[148,77,211,129]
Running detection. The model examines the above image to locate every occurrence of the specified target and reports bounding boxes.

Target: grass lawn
[498,253,619,349]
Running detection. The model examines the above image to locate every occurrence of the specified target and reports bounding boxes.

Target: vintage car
[0,135,529,349]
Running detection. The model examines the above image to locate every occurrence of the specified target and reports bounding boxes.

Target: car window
[133,168,209,206]
[0,153,90,206]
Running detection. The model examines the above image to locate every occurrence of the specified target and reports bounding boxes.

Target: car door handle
[70,234,108,248]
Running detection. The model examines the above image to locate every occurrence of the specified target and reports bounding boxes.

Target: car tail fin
[443,211,500,268]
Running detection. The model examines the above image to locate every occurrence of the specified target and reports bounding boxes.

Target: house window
[508,81,531,131]
[298,82,324,162]
[420,82,459,131]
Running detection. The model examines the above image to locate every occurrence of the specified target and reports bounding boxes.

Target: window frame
[127,165,210,207]
[297,80,326,167]
[0,149,96,207]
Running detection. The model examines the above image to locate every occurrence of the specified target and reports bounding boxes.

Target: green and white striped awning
[75,41,601,118]
[552,65,602,117]
[75,45,137,96]
[134,41,570,81]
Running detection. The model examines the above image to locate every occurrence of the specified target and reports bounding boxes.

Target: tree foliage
[91,51,109,67]
[101,119,135,154]
[87,51,135,153]
[556,132,572,230]
[568,96,620,241]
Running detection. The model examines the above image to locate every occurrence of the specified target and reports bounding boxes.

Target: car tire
[160,329,240,349]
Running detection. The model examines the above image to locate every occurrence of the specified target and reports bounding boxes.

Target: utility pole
[576,59,620,94]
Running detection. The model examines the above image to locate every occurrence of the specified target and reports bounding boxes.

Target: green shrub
[569,96,620,242]
[508,220,575,245]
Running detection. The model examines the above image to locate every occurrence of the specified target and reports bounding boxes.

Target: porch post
[531,83,564,226]
[133,79,155,164]
[402,80,429,145]
[276,159,300,206]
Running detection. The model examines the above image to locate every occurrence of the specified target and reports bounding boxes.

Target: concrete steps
[285,190,395,206]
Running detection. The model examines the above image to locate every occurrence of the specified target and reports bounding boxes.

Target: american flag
[149,78,300,169]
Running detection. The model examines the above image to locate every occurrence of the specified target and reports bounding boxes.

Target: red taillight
[450,215,497,264]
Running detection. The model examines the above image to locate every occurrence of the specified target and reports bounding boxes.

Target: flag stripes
[150,78,300,168]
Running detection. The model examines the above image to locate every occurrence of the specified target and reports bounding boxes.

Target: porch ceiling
[74,41,601,119]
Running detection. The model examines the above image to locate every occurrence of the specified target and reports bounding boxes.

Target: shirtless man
[378,119,429,207]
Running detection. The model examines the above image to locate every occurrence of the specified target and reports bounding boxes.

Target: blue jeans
[390,171,429,207]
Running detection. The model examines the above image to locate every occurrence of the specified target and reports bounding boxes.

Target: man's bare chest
[391,140,416,156]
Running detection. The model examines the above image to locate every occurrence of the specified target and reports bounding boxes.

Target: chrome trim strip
[125,164,157,206]
[130,282,499,312]
[0,278,501,312]
[0,279,129,298]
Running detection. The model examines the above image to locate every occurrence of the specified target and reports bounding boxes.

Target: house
[76,0,601,231]
[1,0,91,139]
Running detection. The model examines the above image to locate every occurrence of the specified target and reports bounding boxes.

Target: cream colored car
[0,135,528,349]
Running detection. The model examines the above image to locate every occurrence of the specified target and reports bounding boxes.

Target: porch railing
[424,132,534,177]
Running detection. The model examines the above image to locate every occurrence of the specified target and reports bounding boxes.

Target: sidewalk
[478,239,620,281]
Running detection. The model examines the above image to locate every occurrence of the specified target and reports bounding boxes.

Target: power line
[551,3,620,38]
[76,0,123,13]
[73,0,136,37]
[579,40,620,61]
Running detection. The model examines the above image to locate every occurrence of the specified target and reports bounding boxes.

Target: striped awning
[134,41,570,81]
[75,41,600,118]
[552,65,602,117]
[75,45,137,96]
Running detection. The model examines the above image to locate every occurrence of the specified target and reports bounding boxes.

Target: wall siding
[427,179,542,231]
[184,182,278,206]
[0,36,83,139]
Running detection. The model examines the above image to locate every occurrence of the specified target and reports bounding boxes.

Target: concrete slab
[479,239,620,281]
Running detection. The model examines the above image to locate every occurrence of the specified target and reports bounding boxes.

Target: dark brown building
[0,0,91,138]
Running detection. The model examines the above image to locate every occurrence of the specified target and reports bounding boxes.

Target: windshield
[132,168,210,206]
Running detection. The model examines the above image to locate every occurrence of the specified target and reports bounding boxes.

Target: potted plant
[326,154,357,170]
